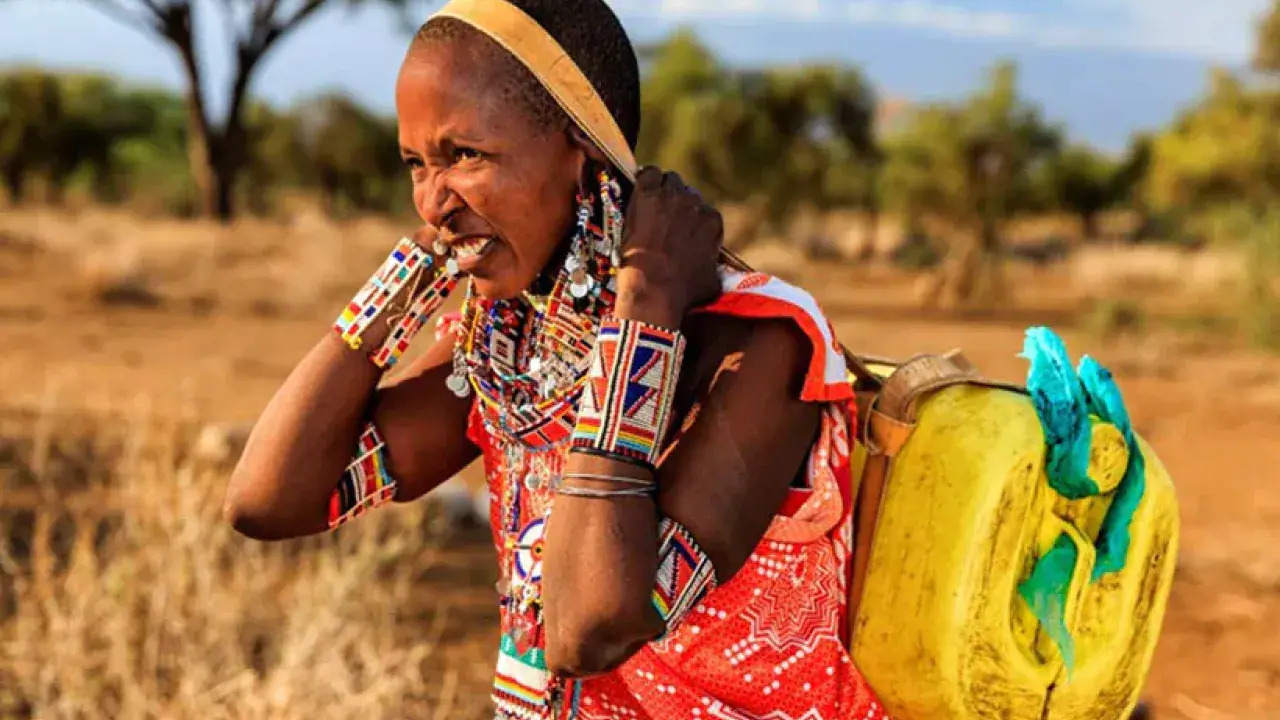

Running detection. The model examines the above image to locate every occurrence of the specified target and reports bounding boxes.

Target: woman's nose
[419,169,464,230]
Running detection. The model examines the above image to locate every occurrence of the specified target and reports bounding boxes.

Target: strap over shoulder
[698,268,855,404]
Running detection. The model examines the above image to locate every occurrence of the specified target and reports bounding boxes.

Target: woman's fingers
[635,166,664,191]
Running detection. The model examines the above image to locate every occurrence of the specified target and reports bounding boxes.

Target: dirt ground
[1,208,1278,717]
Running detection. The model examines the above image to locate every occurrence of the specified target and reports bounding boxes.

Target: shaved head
[412,0,641,149]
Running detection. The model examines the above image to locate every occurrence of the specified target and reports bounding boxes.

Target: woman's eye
[453,147,483,163]
[402,156,424,170]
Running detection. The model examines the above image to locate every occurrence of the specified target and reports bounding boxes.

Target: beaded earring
[566,191,595,300]
[599,170,624,269]
[446,168,625,413]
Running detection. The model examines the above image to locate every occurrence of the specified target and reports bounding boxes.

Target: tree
[743,66,879,224]
[80,0,412,221]
[1255,0,1280,73]
[881,61,1060,309]
[1036,145,1120,240]
[242,100,305,214]
[636,31,737,199]
[1,69,193,208]
[636,32,879,250]
[294,93,403,214]
[0,70,63,202]
[1145,69,1280,215]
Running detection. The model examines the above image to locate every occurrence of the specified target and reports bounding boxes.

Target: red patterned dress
[468,270,888,720]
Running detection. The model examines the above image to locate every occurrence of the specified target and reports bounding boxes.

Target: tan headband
[432,0,639,182]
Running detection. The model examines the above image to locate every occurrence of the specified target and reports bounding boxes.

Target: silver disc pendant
[541,376,559,396]
[445,257,460,276]
[446,373,471,397]
[569,282,589,299]
[524,472,542,491]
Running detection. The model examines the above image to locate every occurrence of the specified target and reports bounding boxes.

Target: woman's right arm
[224,309,478,542]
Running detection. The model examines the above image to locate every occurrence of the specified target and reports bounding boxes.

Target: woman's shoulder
[691,268,853,405]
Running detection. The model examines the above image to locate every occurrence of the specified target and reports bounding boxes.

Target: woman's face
[396,39,584,300]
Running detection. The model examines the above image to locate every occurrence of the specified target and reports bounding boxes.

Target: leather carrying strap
[846,351,1023,639]
[434,0,639,182]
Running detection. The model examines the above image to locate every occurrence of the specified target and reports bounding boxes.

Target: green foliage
[1145,69,1280,215]
[1034,145,1120,237]
[58,0,420,220]
[294,94,406,215]
[0,27,1179,250]
[881,61,1061,307]
[882,62,1060,231]
[0,69,66,201]
[1255,0,1280,73]
[1112,133,1155,228]
[1200,204,1280,349]
[0,68,409,216]
[0,69,189,206]
[636,31,878,234]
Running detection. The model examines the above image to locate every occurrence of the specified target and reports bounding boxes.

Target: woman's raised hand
[614,167,724,330]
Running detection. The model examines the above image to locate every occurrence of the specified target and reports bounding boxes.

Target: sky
[0,0,1271,151]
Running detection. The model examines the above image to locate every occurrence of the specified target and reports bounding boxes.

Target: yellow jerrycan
[841,337,1179,720]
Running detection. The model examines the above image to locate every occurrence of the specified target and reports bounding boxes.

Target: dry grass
[1070,245,1246,301]
[0,403,493,720]
[0,206,408,318]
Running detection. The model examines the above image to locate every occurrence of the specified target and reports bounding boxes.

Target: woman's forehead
[396,41,532,145]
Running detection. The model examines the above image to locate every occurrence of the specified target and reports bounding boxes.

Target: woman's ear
[568,125,610,165]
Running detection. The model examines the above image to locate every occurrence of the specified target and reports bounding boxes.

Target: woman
[224,0,887,717]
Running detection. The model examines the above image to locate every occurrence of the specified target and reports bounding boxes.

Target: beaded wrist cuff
[652,517,717,635]
[570,318,686,470]
[334,238,455,369]
[328,423,397,530]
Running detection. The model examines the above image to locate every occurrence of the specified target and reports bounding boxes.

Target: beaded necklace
[439,173,626,717]
[444,173,625,714]
[447,171,624,452]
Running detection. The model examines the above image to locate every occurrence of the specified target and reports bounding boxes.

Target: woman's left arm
[541,167,822,677]
[541,315,820,677]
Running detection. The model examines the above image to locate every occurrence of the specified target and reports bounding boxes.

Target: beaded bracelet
[570,318,686,470]
[370,270,455,369]
[328,423,397,530]
[652,517,717,635]
[334,238,455,369]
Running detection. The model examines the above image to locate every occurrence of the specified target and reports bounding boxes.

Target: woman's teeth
[454,237,493,260]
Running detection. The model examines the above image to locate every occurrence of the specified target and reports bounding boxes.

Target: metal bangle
[554,485,657,500]
[560,472,655,488]
[568,447,656,474]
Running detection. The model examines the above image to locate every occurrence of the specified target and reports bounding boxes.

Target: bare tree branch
[134,0,166,15]
[82,0,162,35]
[278,0,327,38]
[127,0,169,23]
[252,0,284,32]
[72,0,406,220]
[244,0,284,54]
[214,0,249,49]
[144,0,195,44]
[242,0,325,58]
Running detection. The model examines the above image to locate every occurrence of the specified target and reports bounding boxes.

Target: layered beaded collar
[447,171,625,451]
